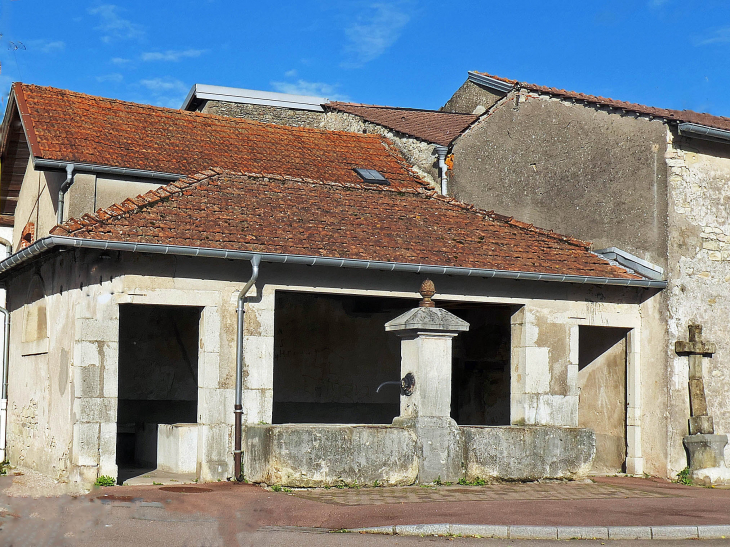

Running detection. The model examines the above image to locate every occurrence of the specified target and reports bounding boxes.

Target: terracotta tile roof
[326,102,478,146]
[10,83,428,190]
[51,168,641,280]
[473,71,730,132]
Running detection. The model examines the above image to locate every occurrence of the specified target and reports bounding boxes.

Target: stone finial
[419,279,436,308]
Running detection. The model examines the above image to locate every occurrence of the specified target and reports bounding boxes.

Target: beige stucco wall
[12,161,165,248]
[666,129,730,472]
[12,159,63,250]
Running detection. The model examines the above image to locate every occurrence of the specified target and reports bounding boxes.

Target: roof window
[354,168,389,185]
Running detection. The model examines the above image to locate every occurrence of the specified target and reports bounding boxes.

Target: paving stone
[290,482,669,506]
[651,526,698,539]
[450,524,509,538]
[509,525,558,539]
[608,526,652,540]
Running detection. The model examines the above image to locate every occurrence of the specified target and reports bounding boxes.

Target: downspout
[433,146,449,195]
[234,254,260,482]
[0,304,9,463]
[0,239,10,463]
[57,164,75,225]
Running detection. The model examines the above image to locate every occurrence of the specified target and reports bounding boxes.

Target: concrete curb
[349,523,730,540]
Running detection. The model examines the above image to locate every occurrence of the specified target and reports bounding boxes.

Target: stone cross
[675,324,717,435]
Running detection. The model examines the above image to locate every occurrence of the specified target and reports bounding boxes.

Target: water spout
[376,380,401,393]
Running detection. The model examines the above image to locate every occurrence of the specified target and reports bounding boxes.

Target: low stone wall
[244,424,595,486]
[243,424,418,487]
[463,426,595,481]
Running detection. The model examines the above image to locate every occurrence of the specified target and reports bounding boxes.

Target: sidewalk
[2,474,730,542]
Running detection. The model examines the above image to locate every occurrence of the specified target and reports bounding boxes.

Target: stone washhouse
[3,80,719,488]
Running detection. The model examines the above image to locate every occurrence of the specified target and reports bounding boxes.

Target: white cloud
[96,73,123,83]
[89,4,144,43]
[111,57,131,64]
[342,2,412,67]
[271,79,348,100]
[26,40,65,54]
[141,49,207,62]
[284,69,298,78]
[695,26,730,46]
[139,77,188,93]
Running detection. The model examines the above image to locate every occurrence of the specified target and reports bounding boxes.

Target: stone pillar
[675,324,730,485]
[385,280,469,483]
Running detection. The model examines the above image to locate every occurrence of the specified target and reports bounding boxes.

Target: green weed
[95,475,116,487]
[676,467,692,486]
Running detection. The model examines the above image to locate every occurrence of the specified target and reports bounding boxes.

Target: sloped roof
[472,71,730,132]
[327,102,478,146]
[50,167,641,281]
[4,83,427,191]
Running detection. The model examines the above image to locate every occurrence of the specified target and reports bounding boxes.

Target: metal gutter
[0,236,667,289]
[595,247,664,281]
[677,122,730,144]
[467,71,515,94]
[33,158,182,181]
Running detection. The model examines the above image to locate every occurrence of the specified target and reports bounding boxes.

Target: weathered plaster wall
[321,111,440,189]
[6,254,77,481]
[199,101,325,128]
[666,129,730,471]
[442,80,506,115]
[451,91,669,269]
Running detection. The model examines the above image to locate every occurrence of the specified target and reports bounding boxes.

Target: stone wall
[441,79,506,115]
[666,129,730,470]
[199,101,326,128]
[321,111,440,189]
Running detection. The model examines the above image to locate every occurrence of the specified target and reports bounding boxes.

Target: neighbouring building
[0,83,666,487]
[441,71,730,476]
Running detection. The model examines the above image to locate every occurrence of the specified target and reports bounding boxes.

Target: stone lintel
[385,307,469,334]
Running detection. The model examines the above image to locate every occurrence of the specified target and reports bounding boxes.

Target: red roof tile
[474,71,730,132]
[10,83,428,190]
[327,102,478,146]
[51,168,641,280]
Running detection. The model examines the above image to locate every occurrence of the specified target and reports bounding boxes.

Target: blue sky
[0,0,728,115]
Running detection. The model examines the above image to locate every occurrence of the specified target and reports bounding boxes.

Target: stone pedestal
[684,434,727,470]
[385,282,469,483]
[684,434,730,486]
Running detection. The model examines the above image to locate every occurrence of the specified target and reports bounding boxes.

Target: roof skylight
[354,168,389,185]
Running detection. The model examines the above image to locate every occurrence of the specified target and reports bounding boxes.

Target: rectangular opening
[448,303,512,425]
[273,292,413,424]
[578,325,630,474]
[272,291,512,426]
[116,304,202,484]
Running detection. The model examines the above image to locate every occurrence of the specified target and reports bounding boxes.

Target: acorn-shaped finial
[419,279,436,308]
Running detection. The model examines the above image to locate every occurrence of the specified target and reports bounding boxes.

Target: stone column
[675,324,730,485]
[385,280,469,483]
